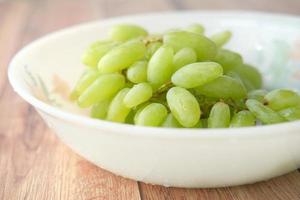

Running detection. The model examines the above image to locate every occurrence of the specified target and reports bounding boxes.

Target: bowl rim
[8,10,300,138]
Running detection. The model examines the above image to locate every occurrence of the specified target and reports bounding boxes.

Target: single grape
[90,99,111,119]
[171,62,223,88]
[78,73,125,108]
[145,41,162,60]
[162,113,182,128]
[106,88,131,122]
[195,75,247,99]
[167,87,201,127]
[185,24,205,34]
[245,99,285,124]
[247,89,268,102]
[163,31,217,60]
[123,83,153,108]
[126,61,148,83]
[147,45,174,87]
[98,40,146,74]
[264,89,300,111]
[208,102,231,128]
[110,24,148,42]
[230,110,256,127]
[210,31,232,48]
[173,47,197,71]
[134,103,167,126]
[278,106,300,121]
[212,49,243,72]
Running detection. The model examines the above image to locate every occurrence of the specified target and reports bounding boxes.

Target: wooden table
[0,0,300,199]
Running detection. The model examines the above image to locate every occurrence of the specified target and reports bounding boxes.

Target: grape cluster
[70,24,300,128]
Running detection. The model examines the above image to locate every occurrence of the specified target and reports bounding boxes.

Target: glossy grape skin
[106,88,131,122]
[172,62,223,88]
[147,46,174,87]
[78,73,125,108]
[185,24,205,34]
[230,110,256,127]
[245,99,285,124]
[173,47,198,71]
[264,89,300,111]
[162,113,182,128]
[210,31,232,48]
[247,89,268,102]
[278,106,300,121]
[126,61,148,83]
[98,40,146,74]
[208,102,231,128]
[123,83,153,108]
[163,31,217,60]
[134,103,167,127]
[195,75,247,99]
[212,49,243,72]
[90,99,111,119]
[109,24,148,42]
[145,42,162,60]
[167,87,201,127]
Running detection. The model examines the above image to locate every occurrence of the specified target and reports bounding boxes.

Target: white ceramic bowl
[8,11,300,188]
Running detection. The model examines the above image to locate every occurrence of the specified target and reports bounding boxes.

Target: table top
[0,0,300,199]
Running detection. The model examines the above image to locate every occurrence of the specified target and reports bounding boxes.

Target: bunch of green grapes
[70,24,300,128]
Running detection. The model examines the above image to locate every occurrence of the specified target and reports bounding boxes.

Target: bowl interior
[9,11,300,115]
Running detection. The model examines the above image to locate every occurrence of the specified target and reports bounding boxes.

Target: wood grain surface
[0,0,299,199]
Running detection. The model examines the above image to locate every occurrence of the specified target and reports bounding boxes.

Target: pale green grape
[264,89,300,111]
[163,31,217,60]
[185,24,205,34]
[145,42,162,60]
[210,31,232,48]
[278,106,300,121]
[212,49,243,72]
[98,40,146,73]
[171,62,223,88]
[147,45,174,86]
[195,75,247,99]
[110,24,148,42]
[247,89,268,102]
[245,99,285,124]
[90,99,111,119]
[208,102,230,128]
[162,113,182,128]
[167,87,201,127]
[106,88,131,122]
[123,83,152,108]
[230,110,256,127]
[231,64,262,90]
[81,40,119,68]
[78,73,125,108]
[70,69,99,100]
[126,61,148,83]
[133,102,150,123]
[134,103,167,126]
[173,47,197,71]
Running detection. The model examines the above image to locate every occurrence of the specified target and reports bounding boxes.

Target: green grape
[210,31,232,48]
[172,62,223,88]
[78,73,125,108]
[123,83,152,108]
[109,24,148,42]
[264,89,300,111]
[208,102,230,128]
[245,99,285,124]
[173,47,197,71]
[193,119,203,128]
[162,113,182,128]
[145,42,162,60]
[212,49,243,72]
[90,99,111,119]
[81,40,119,68]
[147,45,174,86]
[134,103,167,126]
[125,110,135,124]
[247,89,268,102]
[70,69,99,100]
[185,24,205,34]
[231,64,262,90]
[167,87,201,127]
[133,102,150,123]
[163,31,217,60]
[106,88,131,122]
[230,110,256,127]
[278,106,300,121]
[98,40,146,74]
[126,61,148,83]
[195,75,247,99]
